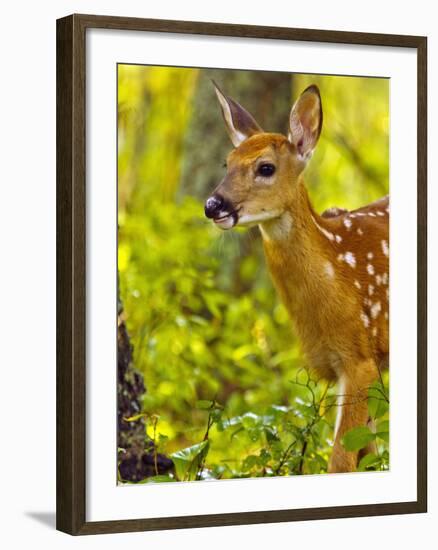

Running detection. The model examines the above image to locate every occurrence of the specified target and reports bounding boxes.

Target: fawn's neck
[259,179,337,316]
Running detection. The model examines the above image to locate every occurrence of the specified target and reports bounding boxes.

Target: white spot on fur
[368,284,374,296]
[384,311,389,320]
[372,326,378,337]
[356,212,366,217]
[381,240,389,257]
[364,297,371,307]
[354,280,361,289]
[370,301,382,319]
[357,228,364,236]
[311,215,335,242]
[368,212,376,217]
[343,218,352,229]
[367,264,375,275]
[335,234,342,243]
[367,252,374,260]
[334,377,346,438]
[376,211,385,216]
[360,311,370,328]
[343,251,356,268]
[324,261,335,279]
[382,272,388,285]
[376,274,382,285]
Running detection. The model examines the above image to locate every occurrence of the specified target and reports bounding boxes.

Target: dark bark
[117,288,173,482]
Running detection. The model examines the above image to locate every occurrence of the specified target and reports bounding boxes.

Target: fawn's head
[205,83,323,230]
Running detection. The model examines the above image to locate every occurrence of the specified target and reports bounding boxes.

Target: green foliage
[117,65,390,481]
[171,440,210,481]
[368,381,390,419]
[137,475,176,484]
[341,379,390,471]
[341,427,376,452]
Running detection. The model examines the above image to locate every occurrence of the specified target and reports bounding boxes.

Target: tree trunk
[180,68,292,200]
[117,285,173,482]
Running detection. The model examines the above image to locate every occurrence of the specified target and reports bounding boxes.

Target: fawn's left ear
[288,85,323,162]
[213,81,263,147]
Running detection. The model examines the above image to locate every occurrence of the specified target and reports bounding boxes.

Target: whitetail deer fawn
[205,82,389,473]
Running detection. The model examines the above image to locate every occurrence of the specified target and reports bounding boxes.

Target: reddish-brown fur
[208,85,389,473]
[262,181,389,472]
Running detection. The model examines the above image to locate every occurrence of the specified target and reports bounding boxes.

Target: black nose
[204,195,224,218]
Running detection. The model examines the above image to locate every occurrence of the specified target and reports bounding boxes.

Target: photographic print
[117,65,390,483]
[57,14,427,534]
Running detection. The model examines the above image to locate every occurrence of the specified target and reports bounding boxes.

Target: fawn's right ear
[213,81,263,147]
[288,85,323,162]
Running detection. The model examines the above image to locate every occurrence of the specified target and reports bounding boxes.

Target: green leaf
[138,475,176,483]
[376,431,389,443]
[230,426,245,439]
[357,453,381,471]
[220,415,242,430]
[247,427,262,442]
[241,412,260,428]
[123,412,147,423]
[264,427,280,443]
[293,397,315,419]
[203,293,222,318]
[170,440,209,481]
[341,426,376,452]
[210,409,223,423]
[242,455,258,471]
[368,383,389,418]
[376,420,389,443]
[258,449,271,465]
[377,419,389,432]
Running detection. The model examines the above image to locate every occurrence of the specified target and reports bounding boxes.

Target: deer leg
[329,360,379,473]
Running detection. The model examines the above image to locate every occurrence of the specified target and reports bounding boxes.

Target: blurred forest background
[117,65,390,483]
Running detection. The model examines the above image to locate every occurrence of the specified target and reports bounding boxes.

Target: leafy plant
[341,379,390,472]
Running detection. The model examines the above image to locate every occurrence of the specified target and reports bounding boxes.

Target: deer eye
[257,163,276,177]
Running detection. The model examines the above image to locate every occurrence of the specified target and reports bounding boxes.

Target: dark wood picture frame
[56,13,427,535]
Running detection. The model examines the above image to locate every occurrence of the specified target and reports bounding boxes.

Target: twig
[299,440,308,474]
[274,439,298,475]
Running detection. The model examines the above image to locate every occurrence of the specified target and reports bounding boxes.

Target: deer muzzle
[204,194,239,229]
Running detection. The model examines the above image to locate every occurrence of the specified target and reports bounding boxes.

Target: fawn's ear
[213,81,263,147]
[288,85,323,161]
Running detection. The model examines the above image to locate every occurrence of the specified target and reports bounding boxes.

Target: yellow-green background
[118,65,389,480]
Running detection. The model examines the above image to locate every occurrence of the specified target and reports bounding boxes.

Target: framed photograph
[56,14,427,535]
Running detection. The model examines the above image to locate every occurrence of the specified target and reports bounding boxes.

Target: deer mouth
[213,208,241,230]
